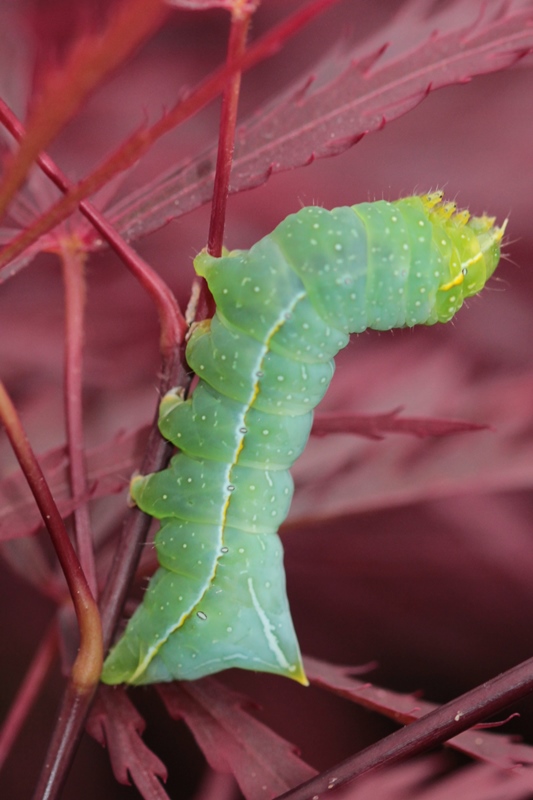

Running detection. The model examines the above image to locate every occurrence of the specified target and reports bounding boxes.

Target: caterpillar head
[420,193,506,321]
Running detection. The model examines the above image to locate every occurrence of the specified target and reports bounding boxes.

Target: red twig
[61,241,97,598]
[197,3,253,320]
[0,382,102,693]
[207,6,253,258]
[0,382,102,798]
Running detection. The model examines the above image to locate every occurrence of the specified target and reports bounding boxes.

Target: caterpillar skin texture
[101,194,504,686]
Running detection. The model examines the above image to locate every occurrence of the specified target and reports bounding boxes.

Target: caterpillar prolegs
[101,193,504,686]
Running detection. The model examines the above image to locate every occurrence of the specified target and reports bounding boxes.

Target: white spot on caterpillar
[197,611,207,621]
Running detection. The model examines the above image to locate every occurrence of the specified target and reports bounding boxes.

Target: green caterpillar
[101,193,504,686]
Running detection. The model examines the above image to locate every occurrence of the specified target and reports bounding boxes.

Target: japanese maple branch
[276,654,533,800]
[207,3,253,258]
[0,382,102,692]
[0,0,342,273]
[194,1,254,319]
[61,242,97,597]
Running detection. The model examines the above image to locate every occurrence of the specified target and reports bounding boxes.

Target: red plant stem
[61,241,98,598]
[0,0,342,273]
[207,8,251,258]
[0,101,187,355]
[276,654,533,800]
[0,624,58,773]
[0,382,103,693]
[197,5,252,320]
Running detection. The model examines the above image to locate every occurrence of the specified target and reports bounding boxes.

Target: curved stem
[197,4,253,320]
[0,382,103,693]
[207,7,252,258]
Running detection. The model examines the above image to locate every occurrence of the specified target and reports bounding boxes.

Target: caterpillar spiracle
[101,192,505,686]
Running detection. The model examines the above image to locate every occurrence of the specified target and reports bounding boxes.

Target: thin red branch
[276,654,533,800]
[0,382,102,693]
[61,242,97,598]
[198,4,253,320]
[0,0,168,222]
[207,8,251,258]
[0,624,58,773]
[0,0,343,274]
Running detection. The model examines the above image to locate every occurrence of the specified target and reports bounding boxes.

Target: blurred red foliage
[2,1,533,798]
